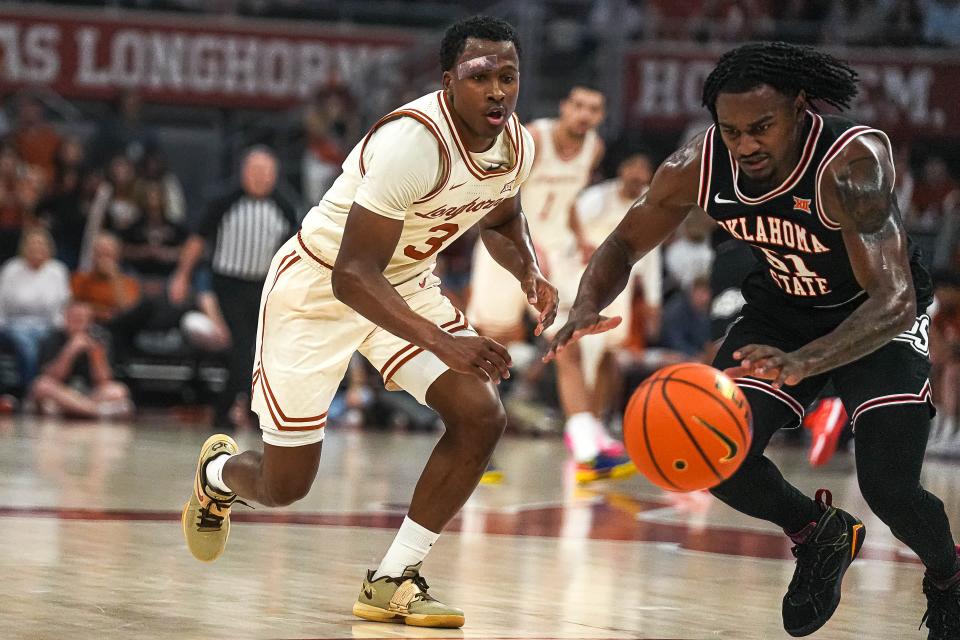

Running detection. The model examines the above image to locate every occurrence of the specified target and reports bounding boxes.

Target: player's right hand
[434,334,512,383]
[542,309,622,363]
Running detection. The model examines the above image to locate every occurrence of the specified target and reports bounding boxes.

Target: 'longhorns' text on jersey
[698,112,931,314]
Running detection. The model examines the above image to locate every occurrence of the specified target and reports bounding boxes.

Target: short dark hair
[440,15,521,72]
[567,84,604,99]
[701,42,858,121]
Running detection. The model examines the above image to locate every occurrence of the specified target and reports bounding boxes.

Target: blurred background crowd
[3,0,960,458]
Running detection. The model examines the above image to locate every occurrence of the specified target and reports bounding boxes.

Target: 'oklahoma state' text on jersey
[699,112,931,312]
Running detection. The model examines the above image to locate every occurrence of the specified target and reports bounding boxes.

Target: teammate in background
[547,42,959,638]
[181,16,556,629]
[562,154,661,481]
[468,84,632,479]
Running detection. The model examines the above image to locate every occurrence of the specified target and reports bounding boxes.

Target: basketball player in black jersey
[546,43,960,638]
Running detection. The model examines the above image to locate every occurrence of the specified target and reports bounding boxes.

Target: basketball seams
[659,373,725,484]
[626,363,752,492]
[639,377,681,490]
[658,377,750,445]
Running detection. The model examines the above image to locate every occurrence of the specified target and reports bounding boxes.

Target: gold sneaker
[181,434,240,562]
[352,562,465,628]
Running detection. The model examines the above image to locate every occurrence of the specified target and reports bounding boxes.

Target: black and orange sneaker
[921,557,960,640]
[782,489,865,637]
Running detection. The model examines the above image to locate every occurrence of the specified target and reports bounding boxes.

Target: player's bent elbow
[331,264,363,304]
[889,294,917,333]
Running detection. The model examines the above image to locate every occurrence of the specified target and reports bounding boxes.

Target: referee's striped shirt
[196,189,298,281]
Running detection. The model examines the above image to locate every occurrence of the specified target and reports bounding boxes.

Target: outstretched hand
[722,344,810,389]
[520,270,559,337]
[542,309,622,362]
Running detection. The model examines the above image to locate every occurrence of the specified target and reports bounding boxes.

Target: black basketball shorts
[712,303,935,430]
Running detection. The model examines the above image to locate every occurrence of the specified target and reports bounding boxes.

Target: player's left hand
[521,269,559,337]
[722,344,810,389]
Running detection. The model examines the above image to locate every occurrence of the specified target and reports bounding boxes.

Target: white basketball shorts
[251,236,475,447]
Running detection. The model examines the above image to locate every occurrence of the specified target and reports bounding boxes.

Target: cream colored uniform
[566,179,661,348]
[468,118,599,334]
[252,90,534,446]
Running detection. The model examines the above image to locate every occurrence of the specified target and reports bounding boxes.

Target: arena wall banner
[623,43,960,138]
[0,5,416,108]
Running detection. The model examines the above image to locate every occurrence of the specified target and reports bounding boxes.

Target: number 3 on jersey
[403,223,459,260]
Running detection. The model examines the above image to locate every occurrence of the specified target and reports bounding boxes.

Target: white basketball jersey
[521,118,599,251]
[299,91,535,285]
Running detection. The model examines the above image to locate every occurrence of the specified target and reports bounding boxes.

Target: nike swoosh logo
[449,181,467,190]
[714,193,738,205]
[363,588,373,600]
[693,415,739,462]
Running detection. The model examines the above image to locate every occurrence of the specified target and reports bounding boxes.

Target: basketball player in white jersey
[181,16,556,628]
[563,154,662,480]
[469,85,604,343]
[468,85,633,481]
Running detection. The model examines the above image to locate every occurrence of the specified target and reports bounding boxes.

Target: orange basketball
[623,363,752,492]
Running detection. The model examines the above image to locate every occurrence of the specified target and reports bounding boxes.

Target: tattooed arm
[725,133,916,387]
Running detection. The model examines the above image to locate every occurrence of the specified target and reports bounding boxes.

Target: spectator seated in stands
[114,183,229,355]
[31,300,133,419]
[659,276,713,360]
[909,155,959,231]
[0,144,35,261]
[11,92,60,187]
[71,232,141,324]
[139,149,186,224]
[0,227,70,387]
[38,136,90,270]
[121,180,187,289]
[87,89,159,169]
[665,210,715,292]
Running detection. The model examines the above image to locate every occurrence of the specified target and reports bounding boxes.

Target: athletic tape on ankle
[457,55,498,80]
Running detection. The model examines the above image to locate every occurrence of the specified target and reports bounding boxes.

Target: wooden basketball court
[0,414,953,639]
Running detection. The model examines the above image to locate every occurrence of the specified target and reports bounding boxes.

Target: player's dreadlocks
[701,42,858,121]
[440,15,521,72]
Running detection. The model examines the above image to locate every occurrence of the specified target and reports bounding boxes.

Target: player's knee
[30,375,56,399]
[263,477,312,507]
[857,474,922,522]
[474,401,507,449]
[444,395,506,455]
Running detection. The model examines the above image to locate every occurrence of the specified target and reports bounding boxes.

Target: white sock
[372,516,440,580]
[566,411,600,463]
[593,420,618,449]
[205,453,234,494]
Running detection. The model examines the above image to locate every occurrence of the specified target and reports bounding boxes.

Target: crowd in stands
[0,92,227,421]
[4,67,960,446]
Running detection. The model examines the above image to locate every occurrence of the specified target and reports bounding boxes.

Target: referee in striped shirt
[171,147,298,429]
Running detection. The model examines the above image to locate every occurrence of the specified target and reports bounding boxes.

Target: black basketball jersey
[698,112,931,314]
